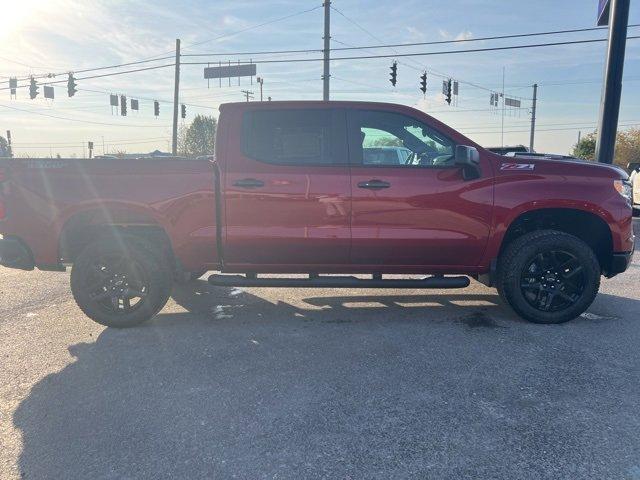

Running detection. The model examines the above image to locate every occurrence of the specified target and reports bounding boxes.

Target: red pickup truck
[0,101,634,327]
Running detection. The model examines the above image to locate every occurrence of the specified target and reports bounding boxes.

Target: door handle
[357,179,391,190]
[233,178,265,189]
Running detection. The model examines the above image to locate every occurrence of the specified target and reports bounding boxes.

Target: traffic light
[181,104,186,119]
[120,95,127,116]
[29,77,39,99]
[389,61,398,87]
[445,79,452,105]
[67,73,77,97]
[153,100,160,117]
[420,72,427,94]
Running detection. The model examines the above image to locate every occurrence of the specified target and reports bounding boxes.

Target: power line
[461,119,640,132]
[1,5,324,78]
[182,36,640,65]
[150,24,640,59]
[13,136,168,146]
[0,103,172,128]
[13,138,170,149]
[329,6,430,76]
[76,87,220,111]
[11,56,175,82]
[330,23,640,53]
[183,4,324,50]
[462,121,640,135]
[1,64,175,92]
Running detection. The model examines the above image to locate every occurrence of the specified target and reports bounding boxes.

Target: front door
[224,107,351,269]
[348,108,494,268]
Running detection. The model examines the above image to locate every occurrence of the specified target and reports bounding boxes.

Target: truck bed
[0,157,219,271]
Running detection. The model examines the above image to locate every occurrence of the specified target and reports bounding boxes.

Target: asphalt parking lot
[1,219,639,480]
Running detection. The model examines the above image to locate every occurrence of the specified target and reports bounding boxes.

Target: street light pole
[529,83,538,153]
[172,39,181,156]
[595,0,630,164]
[322,0,331,101]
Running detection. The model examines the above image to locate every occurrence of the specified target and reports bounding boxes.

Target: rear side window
[242,109,336,165]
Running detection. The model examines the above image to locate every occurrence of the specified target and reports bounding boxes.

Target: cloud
[437,29,474,41]
[455,30,474,41]
[405,26,426,42]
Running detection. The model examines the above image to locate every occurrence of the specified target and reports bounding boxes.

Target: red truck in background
[0,101,635,328]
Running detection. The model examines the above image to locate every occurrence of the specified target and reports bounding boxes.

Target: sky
[1,0,639,157]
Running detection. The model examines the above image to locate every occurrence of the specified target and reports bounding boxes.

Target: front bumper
[0,237,35,270]
[607,251,634,277]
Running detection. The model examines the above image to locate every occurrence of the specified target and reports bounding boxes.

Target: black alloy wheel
[520,250,586,313]
[85,253,150,315]
[71,235,173,328]
[498,230,600,324]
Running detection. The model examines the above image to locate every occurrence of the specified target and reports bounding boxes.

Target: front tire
[71,236,173,328]
[497,230,601,324]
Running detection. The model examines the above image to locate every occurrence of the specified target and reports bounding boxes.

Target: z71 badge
[501,163,535,171]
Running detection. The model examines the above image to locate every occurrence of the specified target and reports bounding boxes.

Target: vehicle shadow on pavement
[13,281,640,479]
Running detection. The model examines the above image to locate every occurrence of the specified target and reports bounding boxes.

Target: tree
[572,128,640,169]
[572,132,597,161]
[179,115,217,156]
[615,128,640,170]
[0,136,9,157]
[370,137,403,147]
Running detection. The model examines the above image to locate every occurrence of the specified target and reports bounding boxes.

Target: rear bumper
[0,237,35,270]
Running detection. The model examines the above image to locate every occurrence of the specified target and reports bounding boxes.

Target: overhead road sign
[43,86,54,99]
[204,63,257,79]
[598,0,610,26]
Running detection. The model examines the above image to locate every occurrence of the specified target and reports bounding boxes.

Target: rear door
[347,108,494,268]
[223,107,351,268]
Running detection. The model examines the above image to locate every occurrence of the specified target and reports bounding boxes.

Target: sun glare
[0,0,48,40]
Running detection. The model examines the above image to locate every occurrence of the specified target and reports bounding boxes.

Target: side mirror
[455,145,481,180]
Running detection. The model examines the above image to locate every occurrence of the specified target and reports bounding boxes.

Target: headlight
[614,179,633,204]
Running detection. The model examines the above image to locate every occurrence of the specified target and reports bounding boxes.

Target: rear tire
[497,230,600,324]
[71,236,173,328]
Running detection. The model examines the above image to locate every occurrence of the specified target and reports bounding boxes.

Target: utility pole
[241,90,254,102]
[172,38,181,156]
[529,83,538,152]
[596,0,630,164]
[501,67,505,148]
[6,130,12,158]
[256,77,264,101]
[322,0,331,101]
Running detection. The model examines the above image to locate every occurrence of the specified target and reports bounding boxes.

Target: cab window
[351,110,455,167]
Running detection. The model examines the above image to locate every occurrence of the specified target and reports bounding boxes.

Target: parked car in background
[505,152,580,161]
[486,145,530,155]
[630,163,640,216]
[363,146,411,165]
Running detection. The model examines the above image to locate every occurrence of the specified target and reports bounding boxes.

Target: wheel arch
[497,207,614,273]
[58,205,177,270]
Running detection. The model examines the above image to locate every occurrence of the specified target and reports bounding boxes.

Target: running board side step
[208,274,470,289]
